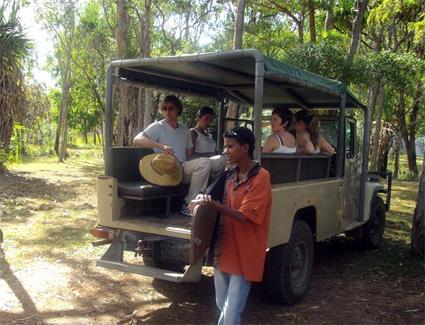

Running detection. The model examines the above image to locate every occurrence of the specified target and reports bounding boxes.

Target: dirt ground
[0,150,424,325]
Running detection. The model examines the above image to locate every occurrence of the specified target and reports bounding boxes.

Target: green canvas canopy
[111,48,364,109]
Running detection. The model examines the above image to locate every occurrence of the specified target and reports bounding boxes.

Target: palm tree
[0,2,31,156]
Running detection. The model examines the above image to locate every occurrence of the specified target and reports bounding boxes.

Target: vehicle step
[96,258,202,283]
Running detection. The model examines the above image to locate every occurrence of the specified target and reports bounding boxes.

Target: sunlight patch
[0,261,74,313]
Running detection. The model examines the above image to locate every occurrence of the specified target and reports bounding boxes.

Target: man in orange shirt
[190,127,272,325]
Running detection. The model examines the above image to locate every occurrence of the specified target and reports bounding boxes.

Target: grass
[387,154,424,181]
[325,179,423,280]
[0,147,103,268]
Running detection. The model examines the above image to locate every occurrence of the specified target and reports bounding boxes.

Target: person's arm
[262,135,277,153]
[189,194,247,222]
[186,129,195,160]
[190,128,198,148]
[296,133,315,154]
[189,170,271,224]
[133,131,173,155]
[319,136,336,156]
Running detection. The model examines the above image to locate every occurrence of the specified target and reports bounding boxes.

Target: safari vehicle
[92,49,392,304]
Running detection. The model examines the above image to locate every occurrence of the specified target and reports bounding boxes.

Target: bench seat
[118,182,189,199]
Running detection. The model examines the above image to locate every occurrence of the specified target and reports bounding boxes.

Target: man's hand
[188,194,213,215]
[161,144,174,156]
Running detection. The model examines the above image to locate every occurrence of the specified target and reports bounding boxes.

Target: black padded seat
[118,182,189,199]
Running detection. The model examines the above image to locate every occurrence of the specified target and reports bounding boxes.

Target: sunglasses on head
[225,129,239,137]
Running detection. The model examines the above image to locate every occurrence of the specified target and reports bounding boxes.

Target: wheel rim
[290,240,309,288]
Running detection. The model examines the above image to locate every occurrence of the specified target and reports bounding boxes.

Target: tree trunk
[226,0,246,130]
[325,0,334,31]
[406,83,422,176]
[138,0,154,134]
[233,0,246,50]
[116,0,130,146]
[54,117,61,155]
[393,139,400,179]
[58,46,72,162]
[307,0,316,43]
[367,81,380,135]
[411,152,425,257]
[297,21,304,45]
[397,85,421,177]
[143,89,154,129]
[346,0,369,66]
[128,87,139,141]
[370,84,384,171]
[406,141,418,176]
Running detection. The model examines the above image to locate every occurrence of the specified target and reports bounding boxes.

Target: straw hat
[139,153,183,186]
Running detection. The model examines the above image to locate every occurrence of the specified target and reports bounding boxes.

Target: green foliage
[283,40,348,80]
[0,1,32,155]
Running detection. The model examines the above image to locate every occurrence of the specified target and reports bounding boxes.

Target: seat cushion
[118,182,189,199]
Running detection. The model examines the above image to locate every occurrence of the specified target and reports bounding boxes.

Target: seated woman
[190,106,226,177]
[190,106,217,157]
[294,109,335,156]
[262,107,296,153]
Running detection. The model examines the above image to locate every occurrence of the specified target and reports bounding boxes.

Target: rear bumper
[95,232,203,283]
[96,258,203,283]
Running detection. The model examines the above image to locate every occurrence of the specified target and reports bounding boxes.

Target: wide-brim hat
[139,153,183,186]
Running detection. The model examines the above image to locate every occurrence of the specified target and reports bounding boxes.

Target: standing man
[189,127,272,325]
[133,95,212,215]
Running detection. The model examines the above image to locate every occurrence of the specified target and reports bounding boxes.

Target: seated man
[133,95,213,216]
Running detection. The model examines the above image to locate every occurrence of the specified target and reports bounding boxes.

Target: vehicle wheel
[360,195,386,249]
[142,242,185,273]
[264,220,314,305]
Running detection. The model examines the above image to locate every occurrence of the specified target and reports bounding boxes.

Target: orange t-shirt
[216,165,272,282]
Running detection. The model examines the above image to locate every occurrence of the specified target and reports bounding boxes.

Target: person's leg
[214,268,230,325]
[209,155,227,179]
[182,157,211,204]
[222,274,251,325]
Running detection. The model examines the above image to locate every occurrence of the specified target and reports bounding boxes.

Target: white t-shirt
[193,129,216,154]
[142,119,193,162]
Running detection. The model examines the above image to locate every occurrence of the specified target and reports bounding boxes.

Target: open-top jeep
[92,49,391,304]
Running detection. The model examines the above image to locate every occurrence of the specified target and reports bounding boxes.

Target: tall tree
[367,0,425,176]
[226,0,246,129]
[411,152,425,257]
[346,0,369,66]
[233,0,246,49]
[129,0,153,135]
[0,1,31,160]
[37,0,76,161]
[116,0,131,146]
[307,0,316,43]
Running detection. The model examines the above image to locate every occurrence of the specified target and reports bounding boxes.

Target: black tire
[361,195,386,249]
[142,242,186,273]
[264,220,314,305]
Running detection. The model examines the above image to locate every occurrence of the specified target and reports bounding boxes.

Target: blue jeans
[214,268,252,325]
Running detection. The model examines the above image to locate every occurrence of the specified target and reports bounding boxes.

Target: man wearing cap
[133,95,215,215]
[189,127,272,325]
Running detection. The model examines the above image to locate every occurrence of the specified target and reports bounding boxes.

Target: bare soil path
[0,148,423,324]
